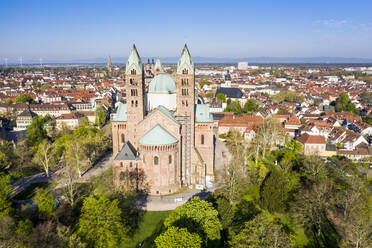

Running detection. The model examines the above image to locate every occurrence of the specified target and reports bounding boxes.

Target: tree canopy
[78,196,127,248]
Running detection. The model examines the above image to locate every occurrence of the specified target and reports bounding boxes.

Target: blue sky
[1,0,372,61]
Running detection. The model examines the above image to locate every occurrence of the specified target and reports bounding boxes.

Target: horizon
[1,0,372,61]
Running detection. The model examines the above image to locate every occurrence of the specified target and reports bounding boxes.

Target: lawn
[13,182,51,201]
[126,211,170,248]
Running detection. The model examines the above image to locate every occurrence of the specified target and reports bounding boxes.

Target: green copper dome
[148,72,177,93]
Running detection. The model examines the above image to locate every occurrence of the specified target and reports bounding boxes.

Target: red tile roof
[297,133,326,144]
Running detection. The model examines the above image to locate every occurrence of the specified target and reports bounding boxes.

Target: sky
[1,0,372,62]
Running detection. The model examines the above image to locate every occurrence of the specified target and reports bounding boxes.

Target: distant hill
[4,56,372,65]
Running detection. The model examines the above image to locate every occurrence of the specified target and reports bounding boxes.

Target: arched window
[201,134,205,145]
[121,134,125,143]
[131,69,136,75]
[130,78,134,85]
[135,100,138,107]
[120,162,123,167]
[129,162,133,168]
[168,155,172,164]
[182,68,188,74]
[154,156,159,165]
[120,172,125,181]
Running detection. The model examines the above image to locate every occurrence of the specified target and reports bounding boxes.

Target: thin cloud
[313,19,372,33]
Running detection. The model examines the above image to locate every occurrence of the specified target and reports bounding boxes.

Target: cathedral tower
[126,45,145,147]
[176,44,195,185]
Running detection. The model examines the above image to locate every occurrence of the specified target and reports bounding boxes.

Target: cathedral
[111,45,215,195]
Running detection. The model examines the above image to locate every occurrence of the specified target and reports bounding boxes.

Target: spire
[154,58,164,73]
[126,44,143,74]
[177,44,194,74]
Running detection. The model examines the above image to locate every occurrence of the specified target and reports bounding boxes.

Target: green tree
[301,155,326,183]
[224,99,243,115]
[95,106,107,126]
[164,197,222,243]
[0,175,13,216]
[78,196,127,248]
[0,140,17,171]
[16,94,34,104]
[34,188,56,219]
[232,196,261,233]
[26,116,48,150]
[32,139,57,177]
[230,213,293,248]
[216,93,226,103]
[260,169,289,213]
[155,226,202,248]
[335,91,359,114]
[243,99,260,113]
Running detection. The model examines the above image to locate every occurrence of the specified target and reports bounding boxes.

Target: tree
[15,94,34,104]
[64,138,90,177]
[0,175,13,216]
[34,188,56,219]
[32,139,56,177]
[0,140,17,171]
[243,99,260,113]
[225,128,244,155]
[95,106,107,126]
[78,196,127,248]
[224,99,243,115]
[294,180,332,237]
[216,93,226,103]
[232,196,261,233]
[260,169,289,213]
[164,197,222,243]
[57,225,87,248]
[230,213,293,248]
[301,155,326,183]
[26,116,48,150]
[342,193,372,248]
[155,226,202,248]
[0,215,17,247]
[335,91,359,114]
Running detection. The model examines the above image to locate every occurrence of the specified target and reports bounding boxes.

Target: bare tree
[64,138,90,178]
[294,180,333,236]
[32,139,56,177]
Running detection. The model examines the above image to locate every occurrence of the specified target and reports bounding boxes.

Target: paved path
[12,151,113,195]
[138,188,214,211]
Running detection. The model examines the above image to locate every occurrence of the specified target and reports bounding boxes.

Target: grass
[13,182,50,201]
[126,211,170,248]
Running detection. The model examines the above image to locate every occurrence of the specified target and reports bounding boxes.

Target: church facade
[111,45,214,195]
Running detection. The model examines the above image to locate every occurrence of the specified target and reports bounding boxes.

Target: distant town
[1,60,372,160]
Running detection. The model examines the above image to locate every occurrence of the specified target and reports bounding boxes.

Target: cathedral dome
[148,72,177,93]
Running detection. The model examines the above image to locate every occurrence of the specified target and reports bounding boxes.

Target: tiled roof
[219,115,263,127]
[297,133,326,144]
